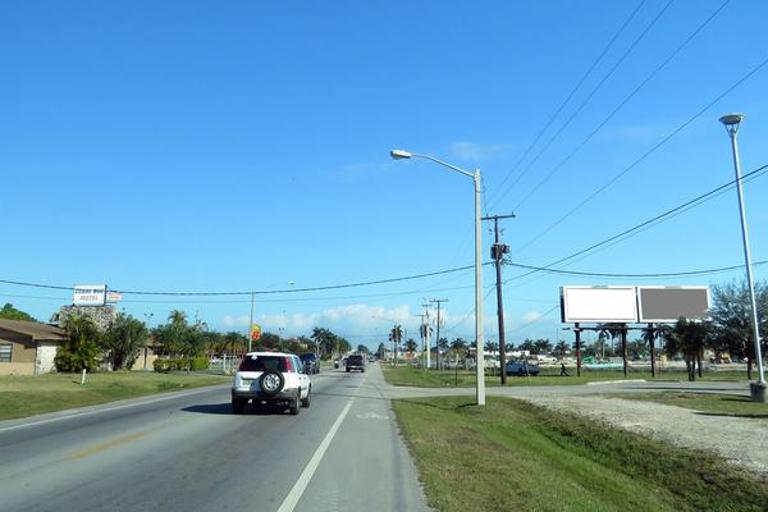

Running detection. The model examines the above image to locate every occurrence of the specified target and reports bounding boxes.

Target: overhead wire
[507,305,561,334]
[0,263,489,297]
[507,259,768,279]
[511,0,732,212]
[489,0,674,209]
[506,162,768,284]
[486,0,648,208]
[514,51,768,255]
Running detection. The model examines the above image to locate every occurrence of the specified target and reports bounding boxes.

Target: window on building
[0,343,12,363]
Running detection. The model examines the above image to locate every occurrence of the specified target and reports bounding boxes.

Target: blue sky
[2,0,767,349]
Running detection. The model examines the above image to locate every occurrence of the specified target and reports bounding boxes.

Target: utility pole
[481,213,515,384]
[420,304,431,370]
[248,291,255,352]
[430,299,448,371]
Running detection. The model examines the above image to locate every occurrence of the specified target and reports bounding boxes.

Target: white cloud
[522,311,542,323]
[451,141,511,162]
[223,303,416,337]
[222,314,250,328]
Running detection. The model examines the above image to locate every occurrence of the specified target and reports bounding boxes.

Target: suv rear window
[300,353,318,362]
[347,355,364,365]
[239,355,287,372]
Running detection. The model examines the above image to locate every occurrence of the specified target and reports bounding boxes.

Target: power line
[489,0,674,209]
[511,0,732,211]
[0,263,491,297]
[508,305,561,334]
[507,258,768,279]
[506,162,768,283]
[2,164,766,303]
[486,0,648,207]
[515,51,768,255]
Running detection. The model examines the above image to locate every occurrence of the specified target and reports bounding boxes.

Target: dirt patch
[519,394,768,475]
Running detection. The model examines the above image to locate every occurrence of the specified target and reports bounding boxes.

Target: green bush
[153,359,171,373]
[190,356,209,371]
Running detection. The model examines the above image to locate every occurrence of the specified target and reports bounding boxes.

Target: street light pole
[391,149,486,406]
[719,113,766,401]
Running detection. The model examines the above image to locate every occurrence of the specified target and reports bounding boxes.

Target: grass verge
[0,372,230,421]
[393,396,768,512]
[611,392,768,418]
[382,365,749,388]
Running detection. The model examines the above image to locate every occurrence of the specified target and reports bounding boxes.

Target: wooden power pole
[430,298,448,371]
[481,213,515,385]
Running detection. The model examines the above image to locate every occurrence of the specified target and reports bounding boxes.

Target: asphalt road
[0,364,428,512]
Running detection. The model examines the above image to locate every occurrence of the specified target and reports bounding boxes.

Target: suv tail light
[284,357,294,373]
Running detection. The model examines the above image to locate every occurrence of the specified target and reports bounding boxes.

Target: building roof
[0,319,68,341]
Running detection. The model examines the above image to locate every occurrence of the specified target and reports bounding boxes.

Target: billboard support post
[574,323,582,377]
[648,323,656,378]
[621,326,628,377]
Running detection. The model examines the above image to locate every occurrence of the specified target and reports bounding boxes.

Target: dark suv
[300,352,320,375]
[345,354,365,373]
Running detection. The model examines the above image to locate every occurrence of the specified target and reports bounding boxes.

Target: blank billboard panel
[638,287,710,323]
[561,286,638,323]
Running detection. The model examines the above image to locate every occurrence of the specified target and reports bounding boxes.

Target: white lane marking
[277,398,355,512]
[0,385,228,434]
[355,411,387,420]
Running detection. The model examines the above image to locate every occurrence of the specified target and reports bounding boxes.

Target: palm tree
[553,340,569,359]
[484,341,499,355]
[387,325,404,366]
[168,310,187,325]
[224,331,247,356]
[449,338,467,367]
[405,338,418,357]
[450,337,467,353]
[599,323,629,375]
[667,317,709,381]
[533,338,553,355]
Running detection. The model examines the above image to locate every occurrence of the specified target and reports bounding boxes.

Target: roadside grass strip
[382,365,751,388]
[612,392,768,418]
[392,396,768,512]
[0,372,230,421]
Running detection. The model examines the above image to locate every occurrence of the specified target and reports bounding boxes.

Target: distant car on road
[299,352,320,374]
[231,352,311,414]
[345,354,365,373]
[505,360,540,376]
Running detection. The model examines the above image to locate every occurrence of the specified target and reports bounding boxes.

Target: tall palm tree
[667,317,709,381]
[553,340,569,358]
[168,310,187,325]
[389,324,404,366]
[599,323,628,375]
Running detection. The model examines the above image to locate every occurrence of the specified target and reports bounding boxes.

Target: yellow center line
[70,431,148,460]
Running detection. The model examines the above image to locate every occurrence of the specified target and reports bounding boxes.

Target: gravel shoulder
[518,394,768,475]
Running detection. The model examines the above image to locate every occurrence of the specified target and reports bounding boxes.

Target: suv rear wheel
[290,391,301,415]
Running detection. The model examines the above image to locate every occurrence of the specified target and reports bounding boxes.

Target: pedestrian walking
[560,362,570,376]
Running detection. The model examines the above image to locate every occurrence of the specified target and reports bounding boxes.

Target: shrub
[190,356,209,371]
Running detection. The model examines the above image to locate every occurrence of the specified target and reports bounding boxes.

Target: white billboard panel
[561,286,638,323]
[638,286,710,323]
[73,284,107,306]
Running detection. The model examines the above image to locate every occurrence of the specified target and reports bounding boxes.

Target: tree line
[30,307,355,372]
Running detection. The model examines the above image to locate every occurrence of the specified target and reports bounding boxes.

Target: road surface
[0,364,428,512]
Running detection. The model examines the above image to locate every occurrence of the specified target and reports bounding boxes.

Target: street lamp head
[390,149,412,160]
[719,112,745,135]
